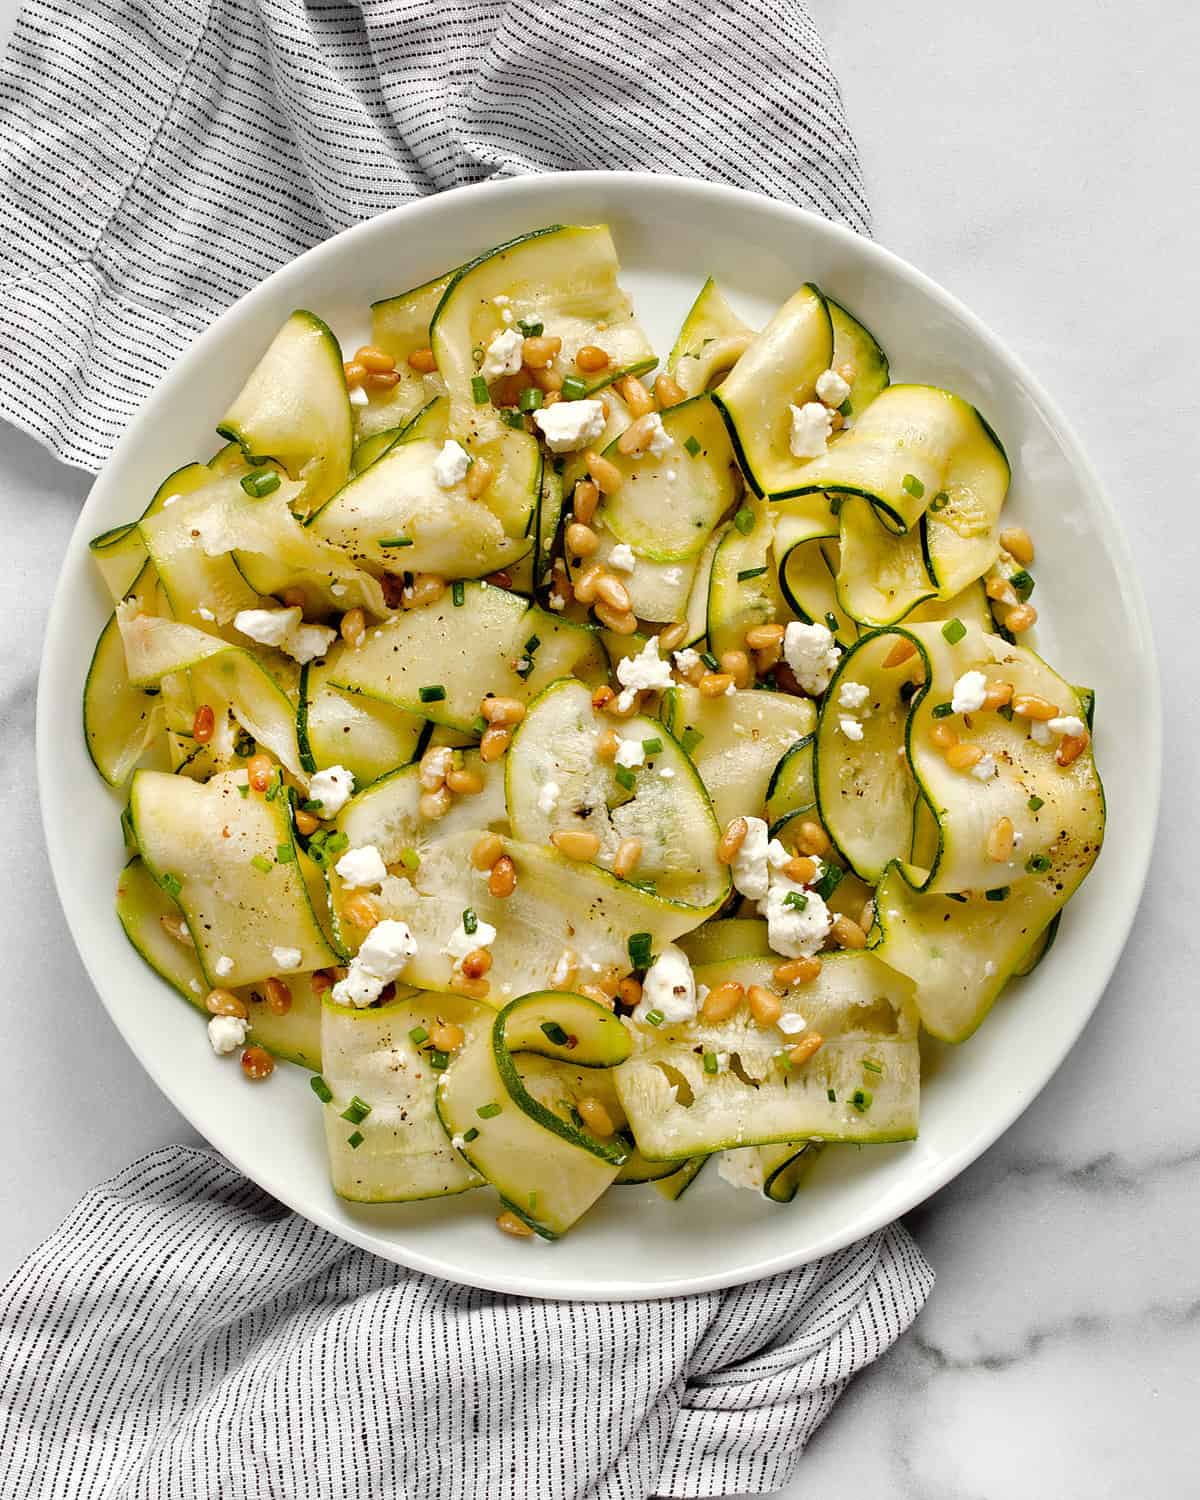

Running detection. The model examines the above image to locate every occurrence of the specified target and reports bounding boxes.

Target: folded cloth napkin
[0,3,928,1495]
[0,1149,931,1499]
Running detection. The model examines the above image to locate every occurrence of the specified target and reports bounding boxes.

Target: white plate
[38,173,1159,1300]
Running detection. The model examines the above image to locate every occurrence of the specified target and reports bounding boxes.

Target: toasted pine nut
[343,361,366,386]
[449,974,491,1000]
[532,365,564,393]
[363,369,400,391]
[485,570,513,589]
[616,413,659,455]
[407,573,445,608]
[1000,527,1035,565]
[1057,731,1089,767]
[595,728,620,762]
[479,727,512,763]
[419,746,451,789]
[788,1034,824,1067]
[593,602,638,634]
[606,690,641,719]
[471,833,504,870]
[572,480,600,525]
[240,1046,275,1081]
[551,559,575,607]
[340,608,366,648]
[192,704,215,744]
[446,764,484,796]
[408,346,437,373]
[565,522,599,557]
[206,988,247,1018]
[1006,603,1038,633]
[946,742,984,771]
[592,686,616,714]
[745,623,785,650]
[929,721,959,751]
[265,977,292,1015]
[747,985,782,1026]
[344,893,380,931]
[986,817,1015,862]
[585,451,622,493]
[488,855,517,898]
[657,622,687,652]
[982,680,1014,710]
[497,1210,534,1237]
[280,587,306,609]
[481,696,526,727]
[655,373,686,409]
[160,913,191,944]
[466,458,494,499]
[986,576,1018,605]
[311,970,336,996]
[578,983,616,1009]
[882,637,917,668]
[717,817,748,864]
[575,345,610,373]
[618,976,642,1007]
[1012,694,1059,721]
[356,345,395,373]
[594,573,631,612]
[247,753,274,793]
[702,980,745,1022]
[831,915,868,950]
[576,1096,615,1137]
[616,374,655,417]
[430,1020,465,1051]
[419,787,452,820]
[460,948,492,980]
[613,838,643,879]
[573,562,605,603]
[699,671,735,697]
[795,821,831,857]
[719,649,752,688]
[521,334,562,369]
[551,829,601,861]
[783,856,817,884]
[774,955,822,986]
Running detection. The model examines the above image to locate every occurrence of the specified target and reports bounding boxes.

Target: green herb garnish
[683,435,702,457]
[941,618,967,645]
[160,872,182,899]
[347,1131,364,1150]
[275,842,295,864]
[471,375,489,404]
[680,727,704,755]
[462,907,478,935]
[378,535,414,549]
[463,1127,479,1143]
[1009,569,1035,600]
[628,932,653,969]
[250,855,273,874]
[641,737,663,755]
[700,651,719,671]
[310,1075,333,1103]
[519,387,543,412]
[540,1020,569,1046]
[824,611,839,633]
[931,702,955,718]
[428,1050,449,1071]
[1028,795,1044,811]
[644,1009,664,1027]
[240,469,280,498]
[929,490,950,511]
[783,891,809,911]
[399,847,420,871]
[702,1052,719,1075]
[477,1102,502,1119]
[1025,854,1052,873]
[901,473,924,499]
[812,865,844,901]
[517,318,543,337]
[560,375,588,400]
[850,1089,872,1113]
[615,766,637,791]
[452,580,465,606]
[419,684,446,703]
[738,566,767,581]
[408,1026,428,1046]
[733,506,755,534]
[340,1096,371,1125]
[985,886,1011,902]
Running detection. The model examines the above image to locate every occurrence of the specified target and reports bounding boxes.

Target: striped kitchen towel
[0,0,869,473]
[0,1148,932,1499]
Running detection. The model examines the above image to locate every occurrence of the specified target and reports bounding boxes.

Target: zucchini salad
[84,225,1105,1238]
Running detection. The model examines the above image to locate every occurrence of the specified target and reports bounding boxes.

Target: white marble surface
[2,0,1197,1493]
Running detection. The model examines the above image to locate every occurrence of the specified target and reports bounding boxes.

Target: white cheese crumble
[207,1015,248,1055]
[444,915,497,963]
[432,439,471,489]
[815,367,851,408]
[614,738,644,769]
[633,944,697,1026]
[673,647,701,675]
[659,767,675,779]
[1048,715,1087,739]
[970,754,998,781]
[837,680,870,711]
[234,606,334,664]
[951,670,989,714]
[838,716,865,741]
[213,955,234,978]
[717,1149,764,1193]
[783,620,840,695]
[287,621,339,664]
[451,1133,467,1150]
[480,327,524,382]
[788,401,832,459]
[335,844,388,888]
[536,781,560,815]
[197,605,215,622]
[642,412,673,458]
[615,636,673,710]
[533,398,606,453]
[272,946,303,971]
[548,593,566,611]
[307,765,355,817]
[759,875,832,958]
[332,919,417,1008]
[330,583,347,597]
[607,542,636,573]
[730,816,770,901]
[1030,720,1054,746]
[348,384,369,408]
[778,1011,808,1033]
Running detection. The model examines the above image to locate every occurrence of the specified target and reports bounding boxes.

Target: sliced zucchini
[615,953,919,1158]
[654,1154,708,1200]
[320,992,485,1202]
[89,462,212,602]
[827,296,890,416]
[571,533,700,625]
[350,426,403,475]
[130,769,341,987]
[534,463,564,595]
[905,578,992,632]
[678,918,772,966]
[138,475,263,628]
[362,270,456,439]
[217,310,352,512]
[712,283,834,498]
[300,666,425,785]
[436,991,631,1236]
[706,493,790,657]
[834,498,936,627]
[667,277,756,397]
[326,582,604,731]
[682,523,725,647]
[661,684,816,827]
[779,537,857,646]
[505,678,728,912]
[764,735,816,827]
[759,1141,824,1203]
[84,562,166,787]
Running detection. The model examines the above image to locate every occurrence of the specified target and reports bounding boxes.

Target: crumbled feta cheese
[348,384,369,408]
[730,816,770,901]
[615,636,673,710]
[533,398,606,453]
[331,966,386,1008]
[308,765,355,817]
[783,621,840,695]
[983,961,996,978]
[615,738,644,769]
[432,439,471,489]
[189,980,202,995]
[451,1133,467,1150]
[970,754,997,781]
[285,622,337,664]
[659,767,675,779]
[358,919,417,977]
[444,915,497,963]
[1048,715,1087,739]
[815,367,851,408]
[335,844,388,888]
[214,955,234,978]
[207,1015,248,1055]
[642,412,673,458]
[788,401,832,459]
[759,876,832,958]
[197,605,215,622]
[536,781,560,815]
[951,670,988,714]
[235,606,300,650]
[272,946,303,971]
[633,944,697,1025]
[501,308,514,325]
[1030,720,1053,746]
[608,543,636,573]
[548,593,566,612]
[673,647,701,675]
[838,716,865,741]
[493,294,510,306]
[717,1148,764,1192]
[766,839,795,872]
[330,583,347,598]
[837,680,870,711]
[778,1011,807,1032]
[480,327,524,382]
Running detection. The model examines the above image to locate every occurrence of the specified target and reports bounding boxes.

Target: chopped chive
[519,387,544,412]
[783,891,809,911]
[863,1059,883,1075]
[265,769,283,802]
[824,611,839,633]
[240,469,280,498]
[499,406,524,429]
[310,1075,333,1103]
[463,1126,479,1142]
[627,877,658,895]
[378,535,414,549]
[641,737,663,755]
[828,494,844,516]
[998,704,1015,721]
[700,651,719,671]
[340,1095,371,1125]
[946,892,968,903]
[644,1009,664,1027]
[540,1020,569,1046]
[517,317,544,337]
[680,727,704,755]
[560,374,588,400]
[250,854,273,874]
[462,907,478,935]
[275,842,295,864]
[733,506,755,535]
[301,799,324,814]
[477,1102,502,1119]
[985,886,1011,902]
[738,565,767,581]
[237,783,250,799]
[702,1051,719,1075]
[408,1026,428,1045]
[347,1130,364,1149]
[1009,568,1035,600]
[419,684,446,703]
[931,702,955,718]
[524,634,541,655]
[233,728,256,758]
[838,398,853,417]
[471,375,489,404]
[812,865,844,901]
[901,473,924,499]
[160,872,182,898]
[683,434,702,457]
[470,714,488,736]
[1025,853,1052,873]
[614,765,637,791]
[452,580,465,606]
[827,1087,837,1103]
[428,1050,449,1070]
[929,490,950,512]
[1028,795,1045,811]
[941,618,967,645]
[399,847,420,871]
[850,1088,873,1113]
[628,932,653,969]
[325,833,349,857]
